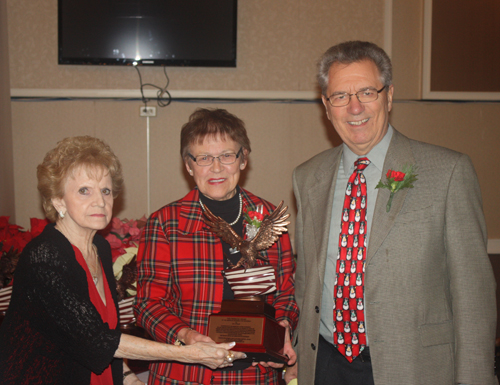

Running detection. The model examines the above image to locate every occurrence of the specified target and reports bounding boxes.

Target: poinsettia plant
[0,217,50,288]
[99,216,147,300]
[99,216,147,262]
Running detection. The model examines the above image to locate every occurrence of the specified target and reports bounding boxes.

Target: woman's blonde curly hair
[37,136,123,222]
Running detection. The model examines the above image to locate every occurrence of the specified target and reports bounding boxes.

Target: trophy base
[208,299,287,364]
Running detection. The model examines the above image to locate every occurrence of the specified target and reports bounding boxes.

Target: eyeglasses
[188,147,243,167]
[325,86,387,107]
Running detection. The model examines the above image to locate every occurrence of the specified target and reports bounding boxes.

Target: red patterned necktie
[333,157,370,362]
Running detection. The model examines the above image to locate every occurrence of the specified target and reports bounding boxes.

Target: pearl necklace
[199,193,243,226]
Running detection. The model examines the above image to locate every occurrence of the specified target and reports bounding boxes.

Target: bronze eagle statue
[201,201,290,269]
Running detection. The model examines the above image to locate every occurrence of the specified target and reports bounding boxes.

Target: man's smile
[347,118,369,126]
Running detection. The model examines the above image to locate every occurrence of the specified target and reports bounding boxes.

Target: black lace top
[0,223,122,384]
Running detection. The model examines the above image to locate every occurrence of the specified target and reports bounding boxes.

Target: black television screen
[58,0,237,67]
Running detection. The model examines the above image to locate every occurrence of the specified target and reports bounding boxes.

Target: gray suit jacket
[292,129,497,385]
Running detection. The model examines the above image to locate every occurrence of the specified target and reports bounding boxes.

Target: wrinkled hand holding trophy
[202,201,290,363]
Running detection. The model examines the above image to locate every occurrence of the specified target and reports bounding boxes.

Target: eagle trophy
[201,201,290,269]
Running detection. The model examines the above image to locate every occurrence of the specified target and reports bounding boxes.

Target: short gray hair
[180,108,251,161]
[317,41,392,95]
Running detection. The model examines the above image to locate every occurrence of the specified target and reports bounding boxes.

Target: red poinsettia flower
[109,217,128,238]
[0,216,10,228]
[0,217,27,254]
[30,217,50,238]
[0,216,23,238]
[100,217,146,262]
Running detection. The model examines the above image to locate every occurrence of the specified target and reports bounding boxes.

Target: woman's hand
[116,333,244,368]
[180,341,247,370]
[251,320,296,369]
[178,327,215,345]
[175,327,246,369]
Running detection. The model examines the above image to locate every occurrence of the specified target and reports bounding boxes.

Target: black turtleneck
[198,186,243,300]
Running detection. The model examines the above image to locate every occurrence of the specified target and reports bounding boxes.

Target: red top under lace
[73,245,118,385]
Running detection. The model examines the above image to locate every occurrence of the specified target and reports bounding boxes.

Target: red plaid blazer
[135,187,299,384]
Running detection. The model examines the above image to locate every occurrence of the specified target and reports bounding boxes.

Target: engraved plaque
[208,300,287,364]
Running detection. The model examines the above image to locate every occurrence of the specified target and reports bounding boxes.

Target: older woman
[135,108,299,385]
[0,136,243,385]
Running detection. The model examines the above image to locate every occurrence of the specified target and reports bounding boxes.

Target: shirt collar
[341,124,394,176]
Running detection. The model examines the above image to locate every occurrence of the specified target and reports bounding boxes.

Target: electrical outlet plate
[140,106,157,117]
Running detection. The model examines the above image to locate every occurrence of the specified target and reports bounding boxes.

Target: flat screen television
[58,0,237,67]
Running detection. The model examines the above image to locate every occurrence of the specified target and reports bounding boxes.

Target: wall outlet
[140,106,157,117]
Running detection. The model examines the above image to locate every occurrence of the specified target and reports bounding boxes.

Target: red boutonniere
[243,205,265,239]
[375,165,418,212]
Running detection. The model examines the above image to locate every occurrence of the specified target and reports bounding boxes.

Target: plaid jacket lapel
[178,188,206,234]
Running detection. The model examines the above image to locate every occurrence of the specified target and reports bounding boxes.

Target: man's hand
[284,362,297,384]
[251,320,296,369]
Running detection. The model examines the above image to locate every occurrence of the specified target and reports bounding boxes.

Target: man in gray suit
[289,41,497,385]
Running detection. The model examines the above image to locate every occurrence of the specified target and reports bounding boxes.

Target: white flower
[113,246,138,296]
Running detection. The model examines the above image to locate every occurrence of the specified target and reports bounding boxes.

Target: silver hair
[317,41,393,95]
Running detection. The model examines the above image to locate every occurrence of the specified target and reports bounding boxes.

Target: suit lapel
[306,148,342,280]
[367,130,415,263]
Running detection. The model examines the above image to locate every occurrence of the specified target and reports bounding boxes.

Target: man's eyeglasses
[188,147,243,167]
[325,86,387,107]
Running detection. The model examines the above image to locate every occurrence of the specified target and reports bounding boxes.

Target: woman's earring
[59,210,65,219]
[189,169,193,176]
